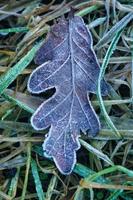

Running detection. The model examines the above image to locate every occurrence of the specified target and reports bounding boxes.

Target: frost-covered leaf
[28,13,108,175]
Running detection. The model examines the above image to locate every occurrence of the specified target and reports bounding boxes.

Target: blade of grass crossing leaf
[31,159,45,200]
[97,30,123,138]
[21,142,31,200]
[0,42,42,94]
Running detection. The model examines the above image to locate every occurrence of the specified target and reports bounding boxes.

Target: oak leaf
[28,13,108,174]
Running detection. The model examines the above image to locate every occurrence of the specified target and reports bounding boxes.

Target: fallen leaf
[28,12,108,174]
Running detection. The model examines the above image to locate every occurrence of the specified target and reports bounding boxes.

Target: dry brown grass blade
[80,180,133,191]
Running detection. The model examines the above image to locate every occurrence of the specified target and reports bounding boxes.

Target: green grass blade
[74,163,107,184]
[45,175,57,200]
[74,188,84,200]
[0,27,29,34]
[107,190,123,200]
[8,168,20,198]
[88,17,106,29]
[96,12,133,48]
[97,30,123,138]
[21,142,31,200]
[76,5,101,17]
[86,165,133,182]
[31,159,45,200]
[0,42,42,94]
[2,92,34,114]
[80,139,114,166]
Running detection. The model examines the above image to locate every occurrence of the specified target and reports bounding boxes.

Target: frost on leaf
[28,13,108,175]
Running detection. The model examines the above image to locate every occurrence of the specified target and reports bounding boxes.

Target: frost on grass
[28,12,108,175]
